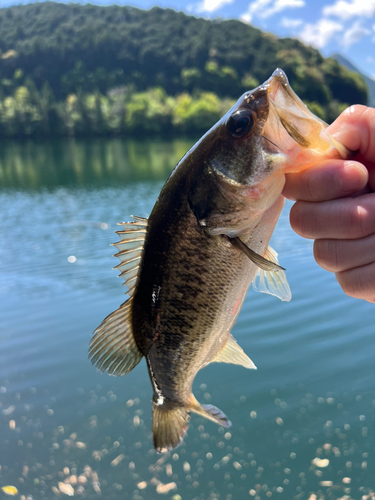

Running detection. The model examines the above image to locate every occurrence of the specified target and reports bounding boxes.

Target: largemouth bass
[90,69,349,452]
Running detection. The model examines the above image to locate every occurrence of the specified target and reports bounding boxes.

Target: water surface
[0,138,374,500]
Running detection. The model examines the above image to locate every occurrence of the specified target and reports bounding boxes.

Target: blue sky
[2,0,375,78]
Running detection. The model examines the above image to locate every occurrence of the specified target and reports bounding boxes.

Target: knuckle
[362,107,375,158]
[305,173,316,201]
[314,240,341,272]
[289,202,314,238]
[336,271,359,299]
[289,203,303,235]
[346,205,369,238]
[336,267,374,301]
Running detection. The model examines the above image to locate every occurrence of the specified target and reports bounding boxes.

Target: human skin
[282,105,375,303]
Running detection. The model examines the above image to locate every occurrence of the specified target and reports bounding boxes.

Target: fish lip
[264,68,291,103]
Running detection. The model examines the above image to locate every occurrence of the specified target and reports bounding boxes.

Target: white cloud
[240,0,305,24]
[263,0,305,18]
[323,0,375,21]
[196,0,234,13]
[240,0,272,24]
[280,17,304,28]
[291,0,372,51]
[298,18,344,48]
[342,20,370,46]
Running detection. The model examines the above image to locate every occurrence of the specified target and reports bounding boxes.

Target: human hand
[282,105,375,303]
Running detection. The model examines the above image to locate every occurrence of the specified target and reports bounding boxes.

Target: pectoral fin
[229,237,285,272]
[252,246,291,302]
[212,334,256,369]
[230,238,290,300]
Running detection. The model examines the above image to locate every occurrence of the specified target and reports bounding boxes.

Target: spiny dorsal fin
[89,216,146,377]
[112,215,148,297]
[89,299,143,376]
[252,246,291,302]
[212,334,257,369]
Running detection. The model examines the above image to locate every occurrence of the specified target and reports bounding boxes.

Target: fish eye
[227,110,256,138]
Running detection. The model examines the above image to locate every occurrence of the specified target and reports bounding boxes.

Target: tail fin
[152,401,190,453]
[152,396,231,453]
[189,395,231,428]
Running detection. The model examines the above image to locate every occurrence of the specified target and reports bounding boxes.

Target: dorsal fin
[252,246,291,302]
[89,299,143,376]
[211,334,256,369]
[112,215,148,297]
[89,216,148,376]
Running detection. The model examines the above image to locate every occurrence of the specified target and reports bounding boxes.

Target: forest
[0,2,369,138]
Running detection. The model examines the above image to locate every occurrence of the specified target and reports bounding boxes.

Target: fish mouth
[264,68,300,105]
[261,68,346,160]
[264,68,317,124]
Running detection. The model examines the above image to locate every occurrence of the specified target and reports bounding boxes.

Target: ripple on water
[1,379,375,500]
[1,154,375,499]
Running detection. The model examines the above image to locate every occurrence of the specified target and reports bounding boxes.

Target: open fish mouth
[260,68,349,162]
[265,68,302,109]
[264,68,322,132]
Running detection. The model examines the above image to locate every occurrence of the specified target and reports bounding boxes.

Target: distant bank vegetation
[0,2,368,138]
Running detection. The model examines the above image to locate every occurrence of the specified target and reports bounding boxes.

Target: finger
[328,105,375,192]
[283,160,368,201]
[313,233,375,273]
[328,105,375,165]
[290,193,375,239]
[368,166,375,193]
[336,262,375,303]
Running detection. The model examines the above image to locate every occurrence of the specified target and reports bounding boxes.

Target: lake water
[0,138,374,500]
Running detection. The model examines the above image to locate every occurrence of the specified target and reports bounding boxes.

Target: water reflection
[0,137,195,189]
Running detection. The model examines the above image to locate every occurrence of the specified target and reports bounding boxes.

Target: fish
[89,68,349,453]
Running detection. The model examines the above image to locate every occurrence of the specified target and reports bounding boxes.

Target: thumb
[327,105,375,191]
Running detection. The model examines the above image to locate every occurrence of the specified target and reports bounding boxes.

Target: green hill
[0,2,368,138]
[332,53,375,107]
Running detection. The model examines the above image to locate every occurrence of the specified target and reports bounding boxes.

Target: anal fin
[212,334,256,369]
[189,395,231,428]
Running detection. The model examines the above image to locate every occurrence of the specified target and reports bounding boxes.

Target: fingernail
[340,162,368,192]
